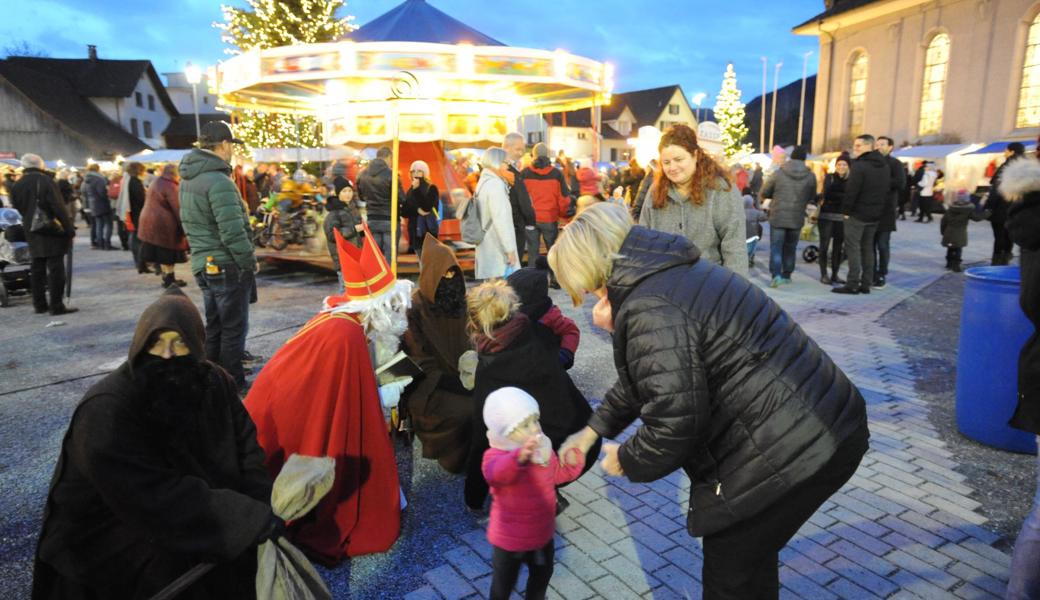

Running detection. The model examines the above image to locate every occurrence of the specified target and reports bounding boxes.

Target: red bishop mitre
[327,223,396,306]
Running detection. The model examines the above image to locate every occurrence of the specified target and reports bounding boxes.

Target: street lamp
[184,62,202,147]
[798,51,813,147]
[691,92,707,123]
[769,61,783,151]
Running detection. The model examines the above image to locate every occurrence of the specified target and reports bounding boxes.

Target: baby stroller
[801,204,821,264]
[0,208,31,307]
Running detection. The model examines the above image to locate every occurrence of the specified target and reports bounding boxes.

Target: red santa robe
[244,310,400,564]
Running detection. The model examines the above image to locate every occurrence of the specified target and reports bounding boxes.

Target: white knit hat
[409,160,430,178]
[483,387,540,452]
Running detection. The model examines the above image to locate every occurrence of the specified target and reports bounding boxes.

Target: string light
[214,0,357,149]
[713,63,754,159]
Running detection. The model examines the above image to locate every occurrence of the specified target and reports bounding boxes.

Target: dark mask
[432,270,466,317]
[134,354,207,433]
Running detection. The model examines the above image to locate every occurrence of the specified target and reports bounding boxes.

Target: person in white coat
[474,148,518,279]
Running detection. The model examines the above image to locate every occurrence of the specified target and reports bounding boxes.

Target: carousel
[210,0,614,273]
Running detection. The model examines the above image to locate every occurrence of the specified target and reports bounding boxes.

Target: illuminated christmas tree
[713,63,754,159]
[215,0,357,149]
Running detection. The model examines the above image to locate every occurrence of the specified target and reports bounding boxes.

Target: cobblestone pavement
[0,218,1032,599]
[402,219,1030,600]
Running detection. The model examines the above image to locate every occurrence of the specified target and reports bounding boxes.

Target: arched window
[1017,13,1040,128]
[848,52,868,137]
[918,33,951,136]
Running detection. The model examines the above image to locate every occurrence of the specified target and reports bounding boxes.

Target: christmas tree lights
[713,63,754,159]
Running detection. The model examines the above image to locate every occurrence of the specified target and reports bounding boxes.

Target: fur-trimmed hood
[998,157,1040,201]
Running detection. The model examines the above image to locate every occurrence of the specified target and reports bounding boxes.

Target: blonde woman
[473,148,518,279]
[552,202,868,598]
[639,124,748,277]
[462,280,598,510]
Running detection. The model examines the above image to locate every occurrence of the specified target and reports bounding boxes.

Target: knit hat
[483,387,550,464]
[835,152,851,167]
[409,160,430,178]
[577,166,601,195]
[790,146,807,161]
[506,257,550,318]
[331,161,347,176]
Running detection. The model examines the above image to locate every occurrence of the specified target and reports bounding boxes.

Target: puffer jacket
[356,158,395,222]
[879,154,908,233]
[939,198,985,248]
[81,171,110,216]
[588,226,869,537]
[844,151,891,222]
[761,159,816,230]
[178,149,255,274]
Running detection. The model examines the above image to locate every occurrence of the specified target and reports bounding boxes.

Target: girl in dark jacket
[463,280,600,510]
[550,202,869,600]
[406,160,439,255]
[818,154,849,285]
[1001,158,1040,599]
[126,162,148,273]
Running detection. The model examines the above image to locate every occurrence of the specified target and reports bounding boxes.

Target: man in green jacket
[179,121,256,388]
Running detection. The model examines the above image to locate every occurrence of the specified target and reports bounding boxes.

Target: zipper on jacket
[715,481,722,496]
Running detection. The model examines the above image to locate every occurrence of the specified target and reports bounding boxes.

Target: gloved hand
[379,376,413,409]
[558,348,574,370]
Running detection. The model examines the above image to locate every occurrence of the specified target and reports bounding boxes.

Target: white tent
[252,147,358,163]
[125,149,193,164]
[891,144,973,160]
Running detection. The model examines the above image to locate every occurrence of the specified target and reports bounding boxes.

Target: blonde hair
[467,279,519,339]
[548,202,633,306]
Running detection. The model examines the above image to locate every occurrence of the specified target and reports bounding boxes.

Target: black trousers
[874,230,892,277]
[701,434,865,600]
[992,220,1013,264]
[946,246,963,265]
[31,255,66,312]
[490,540,554,600]
[818,219,844,277]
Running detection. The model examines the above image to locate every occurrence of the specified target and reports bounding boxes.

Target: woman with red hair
[638,124,748,277]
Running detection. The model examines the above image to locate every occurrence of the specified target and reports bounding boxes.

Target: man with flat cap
[179,121,256,389]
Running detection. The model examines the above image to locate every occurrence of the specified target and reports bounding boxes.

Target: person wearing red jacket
[481,387,585,600]
[522,143,571,275]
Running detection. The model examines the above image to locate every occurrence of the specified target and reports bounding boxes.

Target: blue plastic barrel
[956,266,1037,454]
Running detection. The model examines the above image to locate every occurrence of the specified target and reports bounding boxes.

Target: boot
[161,272,187,288]
[952,261,962,273]
[831,272,845,285]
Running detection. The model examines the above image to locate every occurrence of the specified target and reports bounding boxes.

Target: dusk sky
[0,0,824,105]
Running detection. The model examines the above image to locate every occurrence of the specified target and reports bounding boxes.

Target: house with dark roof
[162,72,228,149]
[0,46,177,163]
[523,85,698,163]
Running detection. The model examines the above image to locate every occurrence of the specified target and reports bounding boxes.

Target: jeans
[194,263,253,387]
[490,541,554,600]
[818,219,844,277]
[525,222,560,265]
[367,219,395,264]
[1008,437,1040,600]
[874,229,891,277]
[415,213,438,253]
[91,213,113,248]
[768,226,799,278]
[843,217,878,289]
[31,254,66,312]
[701,434,864,599]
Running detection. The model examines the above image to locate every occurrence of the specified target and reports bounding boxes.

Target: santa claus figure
[244,224,412,564]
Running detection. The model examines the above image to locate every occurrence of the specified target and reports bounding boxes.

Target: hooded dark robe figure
[402,233,474,473]
[32,287,276,600]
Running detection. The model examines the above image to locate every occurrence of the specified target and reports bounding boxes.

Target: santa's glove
[379,377,412,409]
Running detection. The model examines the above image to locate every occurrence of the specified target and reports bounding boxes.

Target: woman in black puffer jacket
[551,202,869,600]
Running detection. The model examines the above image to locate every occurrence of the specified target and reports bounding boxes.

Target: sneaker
[50,306,79,315]
[780,277,792,285]
[831,286,859,295]
[242,351,263,364]
[769,276,782,288]
[873,276,886,289]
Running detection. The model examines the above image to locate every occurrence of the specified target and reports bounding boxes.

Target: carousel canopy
[211,0,612,145]
[347,0,503,46]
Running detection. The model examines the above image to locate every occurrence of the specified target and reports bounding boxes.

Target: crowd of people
[7,117,1038,599]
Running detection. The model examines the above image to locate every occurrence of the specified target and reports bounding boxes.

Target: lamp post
[691,92,707,124]
[760,57,768,153]
[798,51,813,147]
[769,61,783,151]
[184,62,202,146]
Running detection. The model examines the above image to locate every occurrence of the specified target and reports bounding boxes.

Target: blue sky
[0,0,824,105]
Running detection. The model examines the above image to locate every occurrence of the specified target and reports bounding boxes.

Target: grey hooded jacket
[762,160,817,230]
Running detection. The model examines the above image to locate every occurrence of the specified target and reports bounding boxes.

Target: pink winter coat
[482,446,584,552]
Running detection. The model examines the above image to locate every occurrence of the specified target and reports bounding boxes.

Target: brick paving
[401,219,1024,599]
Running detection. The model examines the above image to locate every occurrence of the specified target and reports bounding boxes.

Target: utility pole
[798,51,813,147]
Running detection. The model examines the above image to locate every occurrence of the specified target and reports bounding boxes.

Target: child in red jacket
[482,387,585,600]
[506,258,580,369]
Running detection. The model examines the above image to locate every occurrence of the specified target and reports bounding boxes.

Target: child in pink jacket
[482,387,585,600]
[506,258,580,369]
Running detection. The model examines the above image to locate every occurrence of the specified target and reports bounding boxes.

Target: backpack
[458,183,487,245]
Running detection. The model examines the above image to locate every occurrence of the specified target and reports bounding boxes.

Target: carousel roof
[346,0,504,46]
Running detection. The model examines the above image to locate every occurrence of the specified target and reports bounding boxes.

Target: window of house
[848,51,868,137]
[918,33,951,137]
[528,132,543,144]
[1017,13,1040,128]
[577,132,588,140]
[135,92,142,107]
[143,121,152,138]
[668,103,680,115]
[203,96,209,105]
[610,148,618,161]
[130,118,139,136]
[148,95,155,111]
[618,121,631,136]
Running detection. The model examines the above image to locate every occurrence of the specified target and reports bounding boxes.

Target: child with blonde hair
[482,387,585,599]
[463,280,600,510]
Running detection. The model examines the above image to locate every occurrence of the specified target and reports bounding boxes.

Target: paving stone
[878,515,946,548]
[600,553,657,595]
[612,537,672,573]
[588,574,644,600]
[654,563,698,595]
[404,585,442,600]
[444,546,492,580]
[555,544,608,582]
[831,522,894,557]
[424,565,476,600]
[546,563,595,600]
[953,581,1002,600]
[928,510,1002,545]
[779,547,837,586]
[661,545,703,577]
[888,567,958,600]
[779,565,839,599]
[565,526,618,562]
[459,529,493,561]
[575,511,628,544]
[937,543,1010,581]
[947,561,1009,597]
[921,496,989,526]
[826,574,887,599]
[824,556,899,597]
[886,549,959,590]
[789,535,839,565]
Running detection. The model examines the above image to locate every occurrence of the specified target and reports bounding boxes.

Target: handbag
[30,179,64,236]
